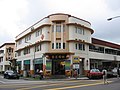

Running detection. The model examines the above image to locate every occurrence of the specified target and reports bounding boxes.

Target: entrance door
[52,59,65,75]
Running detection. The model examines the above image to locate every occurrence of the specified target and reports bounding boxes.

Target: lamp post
[107,16,120,69]
[107,16,120,21]
[25,41,35,76]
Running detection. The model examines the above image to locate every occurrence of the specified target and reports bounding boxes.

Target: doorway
[52,59,65,75]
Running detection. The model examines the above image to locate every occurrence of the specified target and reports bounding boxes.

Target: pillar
[30,59,34,75]
[21,60,24,74]
[84,58,90,76]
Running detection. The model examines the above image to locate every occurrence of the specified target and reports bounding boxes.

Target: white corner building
[15,13,120,77]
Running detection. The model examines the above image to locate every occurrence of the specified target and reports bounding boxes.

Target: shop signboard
[73,64,79,69]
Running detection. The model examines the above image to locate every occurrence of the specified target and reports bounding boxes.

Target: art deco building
[15,13,120,77]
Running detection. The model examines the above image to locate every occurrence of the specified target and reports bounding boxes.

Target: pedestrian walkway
[21,76,89,81]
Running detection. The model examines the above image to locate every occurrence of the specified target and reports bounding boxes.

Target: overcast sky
[0,0,120,45]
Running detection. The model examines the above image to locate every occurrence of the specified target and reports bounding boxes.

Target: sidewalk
[21,76,89,81]
[0,74,88,81]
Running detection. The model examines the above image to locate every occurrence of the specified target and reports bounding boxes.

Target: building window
[75,27,77,33]
[24,48,30,55]
[18,39,22,45]
[35,30,40,37]
[63,24,65,32]
[56,24,61,32]
[52,43,65,49]
[63,43,65,49]
[35,44,41,52]
[56,43,58,49]
[78,44,82,50]
[52,43,54,49]
[0,50,4,54]
[83,44,85,50]
[7,47,13,53]
[18,51,21,56]
[25,35,31,42]
[75,43,77,50]
[59,43,61,49]
[75,43,85,51]
[89,45,104,53]
[75,27,84,35]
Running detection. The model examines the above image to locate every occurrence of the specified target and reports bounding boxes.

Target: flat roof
[92,38,120,49]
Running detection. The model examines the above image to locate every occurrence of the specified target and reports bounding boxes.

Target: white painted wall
[68,17,91,28]
[68,25,91,43]
[16,18,49,40]
[16,26,50,50]
[89,51,120,61]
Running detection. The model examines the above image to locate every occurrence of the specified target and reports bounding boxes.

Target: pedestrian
[39,70,43,80]
[117,68,120,79]
[102,69,108,84]
[73,69,78,79]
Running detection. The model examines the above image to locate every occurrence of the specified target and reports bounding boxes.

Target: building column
[30,59,34,75]
[3,65,5,71]
[54,24,56,49]
[3,56,5,71]
[61,24,63,49]
[84,58,90,75]
[43,56,46,73]
[21,60,24,74]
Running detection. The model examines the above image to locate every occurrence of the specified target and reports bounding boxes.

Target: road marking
[15,80,86,90]
[46,81,113,90]
[16,83,62,90]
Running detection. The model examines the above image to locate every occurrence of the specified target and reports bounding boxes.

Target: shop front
[45,54,72,77]
[72,56,84,76]
[24,60,30,77]
[34,58,43,74]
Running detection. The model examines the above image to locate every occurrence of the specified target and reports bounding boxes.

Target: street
[0,75,120,90]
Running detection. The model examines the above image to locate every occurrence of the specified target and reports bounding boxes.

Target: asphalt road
[0,75,120,90]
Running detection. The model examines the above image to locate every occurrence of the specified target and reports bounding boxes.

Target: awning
[34,58,43,64]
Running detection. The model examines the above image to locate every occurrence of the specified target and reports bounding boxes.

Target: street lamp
[25,41,35,76]
[107,16,120,21]
[107,17,120,69]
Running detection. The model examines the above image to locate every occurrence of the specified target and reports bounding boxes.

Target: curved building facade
[15,13,97,77]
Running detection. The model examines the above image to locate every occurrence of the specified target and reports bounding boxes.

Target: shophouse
[0,43,15,73]
[15,13,120,77]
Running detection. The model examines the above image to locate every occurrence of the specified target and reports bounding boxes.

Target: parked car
[87,69,103,79]
[4,70,20,79]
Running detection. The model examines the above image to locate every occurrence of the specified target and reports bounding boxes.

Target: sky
[0,0,120,45]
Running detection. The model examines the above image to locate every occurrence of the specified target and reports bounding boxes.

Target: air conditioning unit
[31,27,34,31]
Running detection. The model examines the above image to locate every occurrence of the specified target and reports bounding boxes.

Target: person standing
[102,69,108,84]
[73,69,78,79]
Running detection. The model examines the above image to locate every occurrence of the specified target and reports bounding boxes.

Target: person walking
[117,68,120,79]
[102,69,108,84]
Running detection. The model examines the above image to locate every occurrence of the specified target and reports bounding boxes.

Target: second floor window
[25,35,31,42]
[24,48,30,55]
[52,43,65,49]
[18,39,22,45]
[18,51,21,56]
[75,27,84,35]
[35,44,41,52]
[75,43,85,51]
[35,29,42,37]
